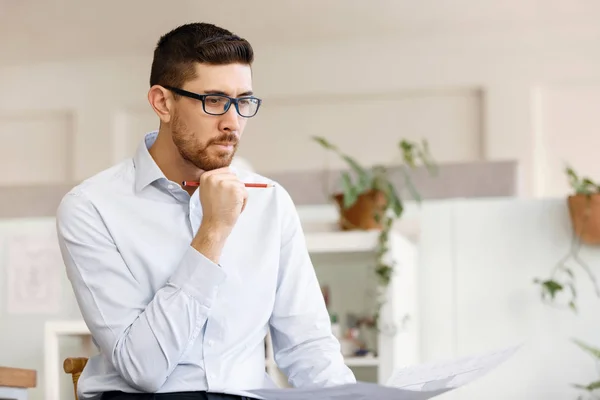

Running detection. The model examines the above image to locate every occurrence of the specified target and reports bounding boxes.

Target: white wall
[416,197,600,400]
[1,2,600,197]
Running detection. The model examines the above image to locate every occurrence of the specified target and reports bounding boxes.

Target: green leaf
[541,280,563,299]
[566,166,579,187]
[399,140,416,167]
[312,136,337,151]
[341,155,370,189]
[572,338,600,360]
[340,172,358,208]
[375,263,393,286]
[582,178,596,187]
[385,181,404,218]
[565,165,600,194]
[312,135,371,194]
[572,380,600,392]
[566,281,577,308]
[419,140,439,176]
[585,380,600,391]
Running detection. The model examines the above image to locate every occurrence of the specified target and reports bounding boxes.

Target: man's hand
[191,167,248,263]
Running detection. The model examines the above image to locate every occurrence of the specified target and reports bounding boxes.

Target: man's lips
[212,142,237,150]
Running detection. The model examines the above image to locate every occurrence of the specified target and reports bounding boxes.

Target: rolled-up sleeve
[56,189,225,393]
[268,187,356,388]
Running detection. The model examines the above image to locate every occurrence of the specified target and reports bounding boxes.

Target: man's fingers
[199,167,232,181]
[240,188,249,213]
[200,169,239,184]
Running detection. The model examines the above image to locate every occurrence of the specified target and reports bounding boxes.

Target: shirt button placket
[204,335,219,389]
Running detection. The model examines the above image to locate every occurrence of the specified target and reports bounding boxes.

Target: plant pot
[333,190,387,230]
[567,193,600,245]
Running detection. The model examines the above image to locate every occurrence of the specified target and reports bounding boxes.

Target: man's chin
[194,156,234,171]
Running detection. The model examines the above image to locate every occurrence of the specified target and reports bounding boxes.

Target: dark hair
[149,22,254,88]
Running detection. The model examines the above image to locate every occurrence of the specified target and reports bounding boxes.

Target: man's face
[170,63,253,171]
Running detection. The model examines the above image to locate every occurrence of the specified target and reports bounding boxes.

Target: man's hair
[149,22,254,88]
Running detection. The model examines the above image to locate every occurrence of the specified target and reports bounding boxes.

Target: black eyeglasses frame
[163,85,262,118]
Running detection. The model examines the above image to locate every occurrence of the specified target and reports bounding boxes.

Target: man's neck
[149,129,203,195]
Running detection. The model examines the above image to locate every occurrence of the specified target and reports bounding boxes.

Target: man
[56,22,355,400]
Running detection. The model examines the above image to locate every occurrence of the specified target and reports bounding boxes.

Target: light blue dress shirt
[56,132,356,399]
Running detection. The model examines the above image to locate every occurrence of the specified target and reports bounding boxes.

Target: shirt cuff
[168,246,227,307]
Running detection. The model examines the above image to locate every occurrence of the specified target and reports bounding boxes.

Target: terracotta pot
[333,189,387,230]
[567,193,600,245]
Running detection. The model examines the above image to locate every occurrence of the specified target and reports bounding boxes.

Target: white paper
[236,344,520,400]
[5,233,63,314]
[246,382,445,400]
[246,382,447,400]
[386,343,521,391]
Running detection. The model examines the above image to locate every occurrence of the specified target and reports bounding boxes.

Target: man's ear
[148,85,173,123]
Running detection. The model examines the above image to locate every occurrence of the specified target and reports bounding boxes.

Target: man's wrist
[191,222,230,264]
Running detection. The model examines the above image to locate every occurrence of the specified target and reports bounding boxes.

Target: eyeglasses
[163,86,262,118]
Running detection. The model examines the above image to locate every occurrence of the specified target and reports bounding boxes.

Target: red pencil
[182,181,273,188]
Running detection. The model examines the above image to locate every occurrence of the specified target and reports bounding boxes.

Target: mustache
[209,133,239,146]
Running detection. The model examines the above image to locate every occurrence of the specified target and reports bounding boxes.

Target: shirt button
[207,340,214,346]
[168,184,174,189]
[209,373,216,379]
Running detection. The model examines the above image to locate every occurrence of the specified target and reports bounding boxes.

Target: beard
[171,112,239,171]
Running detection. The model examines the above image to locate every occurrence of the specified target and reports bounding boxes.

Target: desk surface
[0,367,36,389]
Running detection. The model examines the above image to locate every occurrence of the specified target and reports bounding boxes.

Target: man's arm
[269,187,356,388]
[56,189,226,393]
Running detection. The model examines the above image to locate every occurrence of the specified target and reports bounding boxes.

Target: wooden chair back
[63,357,88,400]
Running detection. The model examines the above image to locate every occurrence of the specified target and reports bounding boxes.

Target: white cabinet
[265,230,419,386]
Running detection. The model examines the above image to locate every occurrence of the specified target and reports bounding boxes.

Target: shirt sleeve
[56,189,226,393]
[268,186,356,388]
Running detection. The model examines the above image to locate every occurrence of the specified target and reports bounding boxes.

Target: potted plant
[567,167,600,245]
[534,167,600,312]
[312,136,437,232]
[312,136,437,325]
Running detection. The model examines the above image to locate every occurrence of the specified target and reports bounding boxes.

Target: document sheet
[230,344,520,400]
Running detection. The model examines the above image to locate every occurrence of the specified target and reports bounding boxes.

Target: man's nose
[221,103,241,131]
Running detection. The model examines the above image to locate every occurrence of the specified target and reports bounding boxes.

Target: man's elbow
[127,374,166,393]
[112,351,168,393]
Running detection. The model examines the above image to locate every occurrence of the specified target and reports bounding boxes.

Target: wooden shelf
[45,320,89,335]
[344,356,379,367]
[305,230,380,253]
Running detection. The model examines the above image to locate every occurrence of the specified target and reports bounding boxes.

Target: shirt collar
[133,131,165,192]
